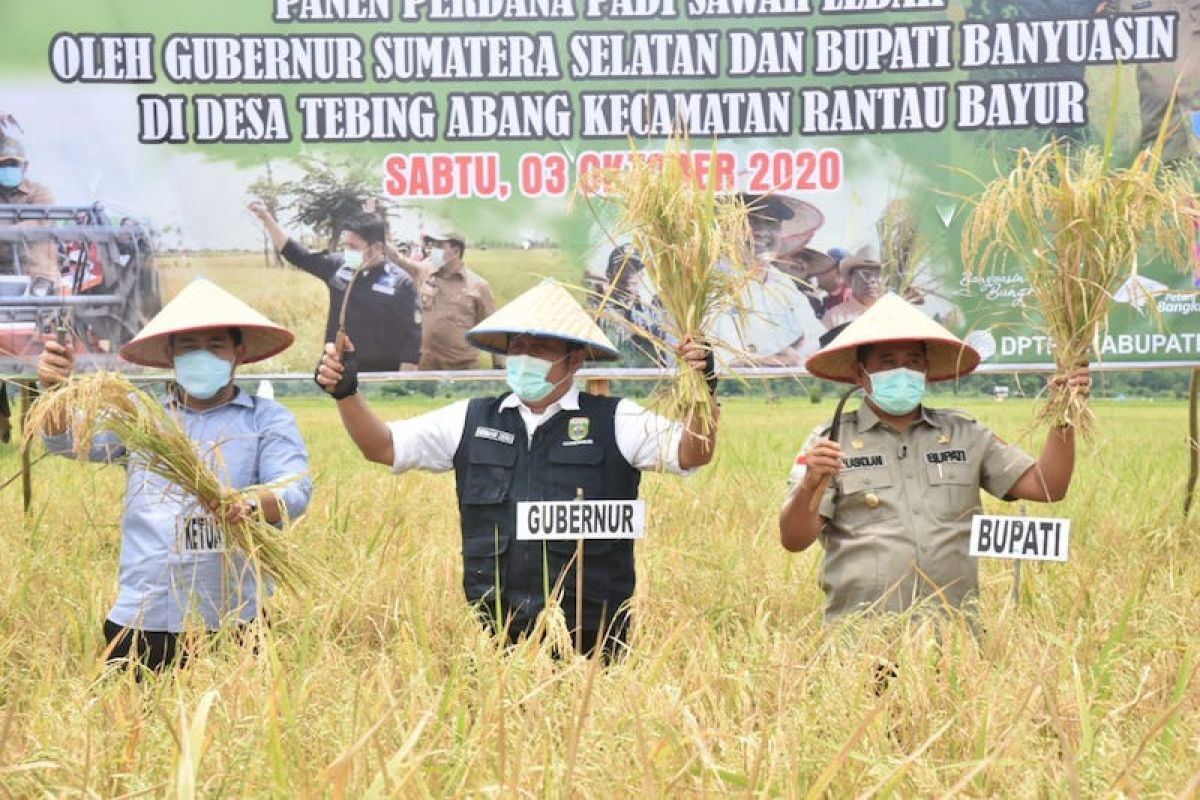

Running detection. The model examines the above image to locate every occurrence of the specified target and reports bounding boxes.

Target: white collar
[499,383,581,415]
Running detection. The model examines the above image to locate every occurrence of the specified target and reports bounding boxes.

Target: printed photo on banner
[2,0,1198,376]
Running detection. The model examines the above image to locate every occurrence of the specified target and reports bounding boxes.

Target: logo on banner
[969,514,1069,562]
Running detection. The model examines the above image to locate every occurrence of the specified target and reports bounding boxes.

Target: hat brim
[807,336,979,383]
[120,324,295,369]
[804,293,979,383]
[467,328,621,361]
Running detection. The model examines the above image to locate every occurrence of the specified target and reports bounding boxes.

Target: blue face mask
[506,354,565,403]
[342,249,364,270]
[174,350,234,400]
[0,166,23,189]
[867,367,927,416]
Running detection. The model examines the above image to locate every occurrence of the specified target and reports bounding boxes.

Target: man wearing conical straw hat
[316,279,718,658]
[780,294,1090,623]
[36,278,312,670]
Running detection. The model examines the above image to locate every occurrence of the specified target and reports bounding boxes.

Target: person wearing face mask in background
[403,229,502,371]
[779,294,1090,623]
[36,278,312,670]
[0,134,59,294]
[248,202,420,372]
[313,279,719,658]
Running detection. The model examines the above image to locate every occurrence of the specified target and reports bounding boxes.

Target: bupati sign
[969,514,1070,563]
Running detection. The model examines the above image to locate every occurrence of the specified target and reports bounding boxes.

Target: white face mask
[426,247,446,268]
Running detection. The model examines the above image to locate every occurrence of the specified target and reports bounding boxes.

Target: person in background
[0,135,58,293]
[823,257,886,331]
[710,194,826,367]
[406,229,502,371]
[248,202,421,372]
[778,247,851,322]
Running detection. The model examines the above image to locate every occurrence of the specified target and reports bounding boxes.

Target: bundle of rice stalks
[877,197,929,297]
[961,139,1197,436]
[23,372,318,589]
[576,133,753,434]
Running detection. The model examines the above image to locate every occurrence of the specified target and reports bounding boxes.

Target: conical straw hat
[120,278,294,368]
[776,196,825,258]
[805,293,979,383]
[466,279,620,361]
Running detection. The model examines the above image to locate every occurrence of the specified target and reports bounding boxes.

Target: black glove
[315,348,358,400]
[702,347,718,396]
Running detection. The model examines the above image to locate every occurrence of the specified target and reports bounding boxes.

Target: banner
[2,0,1198,375]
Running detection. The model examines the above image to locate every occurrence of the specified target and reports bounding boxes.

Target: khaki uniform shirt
[788,404,1035,623]
[0,178,58,283]
[412,263,498,371]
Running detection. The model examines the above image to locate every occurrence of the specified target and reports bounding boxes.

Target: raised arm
[248,202,289,252]
[1006,367,1090,503]
[676,337,719,470]
[316,342,396,465]
[36,339,126,462]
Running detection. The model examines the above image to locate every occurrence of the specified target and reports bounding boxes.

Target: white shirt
[387,385,693,475]
[710,265,825,362]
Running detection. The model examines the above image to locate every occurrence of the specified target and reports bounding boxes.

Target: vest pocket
[548,444,605,465]
[461,526,509,604]
[547,537,614,555]
[461,440,517,505]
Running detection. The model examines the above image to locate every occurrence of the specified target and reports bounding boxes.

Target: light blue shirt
[44,388,312,632]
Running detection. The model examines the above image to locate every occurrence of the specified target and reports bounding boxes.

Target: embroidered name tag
[842,454,885,470]
[177,515,225,554]
[926,449,968,465]
[474,426,515,445]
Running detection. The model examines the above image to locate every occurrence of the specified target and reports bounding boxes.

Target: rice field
[1,394,1198,797]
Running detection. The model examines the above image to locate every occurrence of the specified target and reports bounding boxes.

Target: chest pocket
[835,468,897,527]
[924,459,979,522]
[461,439,517,506]
[545,443,613,554]
[548,443,604,466]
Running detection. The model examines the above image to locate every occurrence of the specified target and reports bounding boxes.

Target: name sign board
[969,514,1069,563]
[176,515,225,554]
[516,500,646,541]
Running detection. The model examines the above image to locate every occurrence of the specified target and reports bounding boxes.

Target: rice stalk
[575,132,752,434]
[961,139,1197,436]
[877,197,929,297]
[22,371,319,589]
